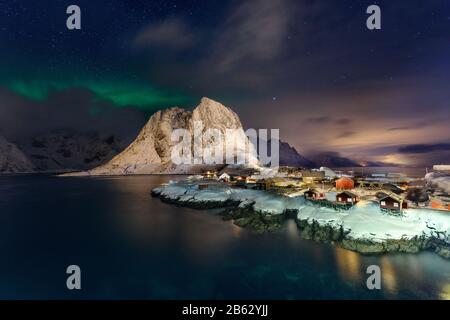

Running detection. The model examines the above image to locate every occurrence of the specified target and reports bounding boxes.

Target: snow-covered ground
[154,181,450,245]
[297,200,449,243]
[426,172,450,193]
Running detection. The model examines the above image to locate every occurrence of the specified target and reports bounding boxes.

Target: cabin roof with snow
[382,183,404,194]
[336,190,358,198]
[379,192,403,203]
[301,170,325,178]
[304,188,322,195]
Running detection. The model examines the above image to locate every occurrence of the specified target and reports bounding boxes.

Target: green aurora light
[3,77,194,112]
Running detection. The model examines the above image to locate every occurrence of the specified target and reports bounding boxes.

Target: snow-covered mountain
[255,137,315,168]
[0,134,34,173]
[308,151,361,168]
[72,97,259,175]
[272,139,315,168]
[23,129,124,172]
[425,171,450,193]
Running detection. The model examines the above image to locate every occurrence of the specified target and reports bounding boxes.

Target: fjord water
[0,175,449,299]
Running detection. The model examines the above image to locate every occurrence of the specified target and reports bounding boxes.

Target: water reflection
[440,283,450,300]
[102,175,178,244]
[101,175,239,266]
[178,213,237,266]
[402,255,424,282]
[335,247,362,283]
[285,220,300,243]
[0,175,449,299]
[231,223,243,238]
[380,256,398,296]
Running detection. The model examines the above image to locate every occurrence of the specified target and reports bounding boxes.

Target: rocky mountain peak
[77,97,258,175]
[192,97,242,130]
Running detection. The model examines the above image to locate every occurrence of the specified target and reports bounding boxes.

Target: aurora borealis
[0,0,449,165]
[0,0,197,113]
[4,77,193,110]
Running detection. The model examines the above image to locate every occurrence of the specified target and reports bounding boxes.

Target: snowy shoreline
[151,181,450,259]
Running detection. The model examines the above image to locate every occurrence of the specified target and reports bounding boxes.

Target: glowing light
[380,256,398,296]
[3,77,193,111]
[335,247,361,282]
[440,283,450,300]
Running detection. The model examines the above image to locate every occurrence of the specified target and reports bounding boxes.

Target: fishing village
[194,165,450,215]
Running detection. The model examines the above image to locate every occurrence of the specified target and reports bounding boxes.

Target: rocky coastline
[151,184,450,259]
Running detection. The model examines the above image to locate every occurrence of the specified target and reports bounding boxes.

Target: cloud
[208,0,293,74]
[133,18,198,50]
[304,116,352,125]
[304,116,331,124]
[387,127,411,131]
[137,0,300,93]
[336,131,355,138]
[335,118,352,125]
[0,87,147,144]
[387,118,442,131]
[398,143,450,154]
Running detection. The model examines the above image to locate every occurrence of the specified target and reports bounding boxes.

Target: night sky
[0,0,449,165]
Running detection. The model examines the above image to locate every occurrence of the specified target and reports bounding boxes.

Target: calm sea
[0,175,448,299]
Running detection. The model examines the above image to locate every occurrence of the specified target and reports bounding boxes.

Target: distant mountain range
[307,151,401,168]
[23,128,124,172]
[308,151,360,168]
[262,139,316,168]
[269,144,399,168]
[0,134,34,173]
[0,98,400,174]
[0,129,124,174]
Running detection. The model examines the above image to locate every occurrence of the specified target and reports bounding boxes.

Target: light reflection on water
[441,283,450,300]
[335,247,362,284]
[0,174,448,299]
[380,256,398,296]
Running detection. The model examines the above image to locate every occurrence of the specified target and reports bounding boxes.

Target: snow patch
[155,181,450,245]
